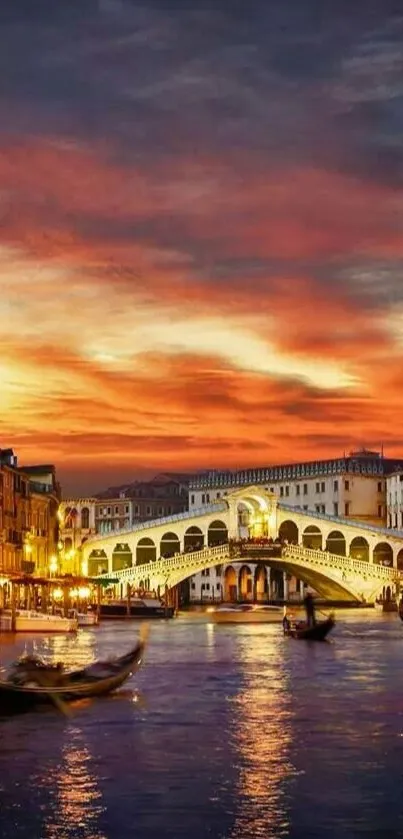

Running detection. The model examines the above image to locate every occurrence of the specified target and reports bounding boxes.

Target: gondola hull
[284,616,335,641]
[0,642,144,715]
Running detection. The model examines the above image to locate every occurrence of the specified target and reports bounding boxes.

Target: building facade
[58,499,97,575]
[0,449,60,578]
[187,450,403,602]
[386,473,403,530]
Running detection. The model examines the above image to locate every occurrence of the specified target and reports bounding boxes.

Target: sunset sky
[1,2,403,494]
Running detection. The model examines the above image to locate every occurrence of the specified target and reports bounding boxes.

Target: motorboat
[284,615,335,641]
[207,604,283,624]
[100,597,174,619]
[3,610,78,633]
[0,641,145,714]
[69,609,98,627]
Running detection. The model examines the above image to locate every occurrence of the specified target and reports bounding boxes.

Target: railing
[278,504,403,539]
[86,501,228,545]
[96,540,399,586]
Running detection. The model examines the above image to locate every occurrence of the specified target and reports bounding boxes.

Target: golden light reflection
[45,727,107,839]
[228,629,297,839]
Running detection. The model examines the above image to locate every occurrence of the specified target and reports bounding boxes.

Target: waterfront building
[95,473,189,532]
[58,498,97,575]
[0,449,60,578]
[386,472,403,530]
[187,449,403,603]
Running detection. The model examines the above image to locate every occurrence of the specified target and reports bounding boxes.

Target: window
[377,505,383,518]
[115,506,119,514]
[333,480,338,492]
[321,482,325,493]
[125,505,129,514]
[270,487,274,493]
[285,486,289,497]
[296,485,300,496]
[158,507,163,515]
[202,494,205,504]
[146,506,151,515]
[321,504,325,513]
[107,506,111,515]
[216,583,220,591]
[344,480,349,491]
[191,494,195,505]
[303,484,308,495]
[303,505,308,511]
[217,492,221,499]
[191,583,195,590]
[315,482,320,493]
[206,493,210,502]
[333,502,338,516]
[344,502,350,516]
[280,486,284,497]
[377,481,382,493]
[201,584,205,591]
[315,504,320,512]
[134,505,139,515]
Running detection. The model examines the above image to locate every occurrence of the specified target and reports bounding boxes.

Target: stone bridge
[82,486,403,603]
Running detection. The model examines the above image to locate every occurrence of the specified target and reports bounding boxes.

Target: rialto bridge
[82,487,403,603]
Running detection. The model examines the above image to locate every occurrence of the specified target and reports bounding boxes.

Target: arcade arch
[184,526,204,552]
[88,549,108,576]
[326,530,346,556]
[208,520,228,546]
[112,543,133,572]
[160,531,181,558]
[224,566,237,602]
[349,536,369,562]
[136,537,156,565]
[81,507,90,529]
[373,542,393,567]
[302,525,322,550]
[239,565,253,601]
[279,520,299,544]
[255,565,268,601]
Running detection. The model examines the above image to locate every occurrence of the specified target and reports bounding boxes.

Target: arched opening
[160,531,181,558]
[349,536,369,562]
[184,526,204,552]
[88,549,108,576]
[278,520,299,545]
[326,530,346,556]
[64,537,73,552]
[373,542,393,566]
[136,537,156,565]
[239,565,253,601]
[207,519,228,546]
[302,526,322,550]
[224,566,237,602]
[254,565,267,602]
[112,543,133,572]
[397,549,403,570]
[81,507,90,529]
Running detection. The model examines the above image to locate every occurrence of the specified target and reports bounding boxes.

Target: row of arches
[63,506,91,529]
[279,521,402,567]
[87,521,228,575]
[223,565,285,602]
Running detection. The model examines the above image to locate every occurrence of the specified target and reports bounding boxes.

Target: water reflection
[41,726,106,839]
[229,630,296,839]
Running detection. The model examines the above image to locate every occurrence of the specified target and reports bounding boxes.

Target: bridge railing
[97,540,400,584]
[282,544,398,579]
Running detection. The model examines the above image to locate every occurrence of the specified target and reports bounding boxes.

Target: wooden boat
[284,615,335,641]
[0,641,145,714]
[207,604,283,624]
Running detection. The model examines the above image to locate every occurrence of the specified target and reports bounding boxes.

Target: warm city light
[49,555,58,575]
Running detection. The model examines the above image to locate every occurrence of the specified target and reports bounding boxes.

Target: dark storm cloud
[1,0,402,185]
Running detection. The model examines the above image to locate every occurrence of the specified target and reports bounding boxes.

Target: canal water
[1,610,403,839]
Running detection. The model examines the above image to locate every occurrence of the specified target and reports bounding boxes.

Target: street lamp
[49,555,58,577]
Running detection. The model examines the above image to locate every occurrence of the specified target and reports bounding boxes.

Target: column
[283,572,289,602]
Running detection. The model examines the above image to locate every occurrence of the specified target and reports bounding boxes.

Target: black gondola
[0,641,145,715]
[284,615,335,641]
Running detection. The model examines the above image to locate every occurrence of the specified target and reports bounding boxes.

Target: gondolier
[304,591,316,628]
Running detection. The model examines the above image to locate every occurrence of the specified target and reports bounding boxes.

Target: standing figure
[304,592,316,628]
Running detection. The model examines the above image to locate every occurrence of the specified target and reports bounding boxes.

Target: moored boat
[100,597,174,619]
[284,615,335,641]
[0,640,145,714]
[69,609,98,627]
[2,610,77,633]
[207,604,283,624]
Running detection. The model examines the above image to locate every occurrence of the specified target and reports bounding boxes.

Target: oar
[36,671,72,718]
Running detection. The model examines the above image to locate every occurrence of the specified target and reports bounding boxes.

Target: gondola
[284,615,335,641]
[0,641,145,715]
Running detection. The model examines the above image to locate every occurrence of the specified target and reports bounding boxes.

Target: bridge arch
[160,531,181,558]
[279,520,299,544]
[136,537,156,565]
[373,542,393,567]
[397,548,403,570]
[349,536,369,562]
[223,565,237,602]
[239,564,253,601]
[326,530,346,556]
[112,543,132,572]
[208,519,228,546]
[184,526,204,552]
[302,525,322,550]
[88,549,108,576]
